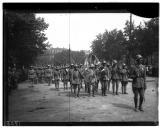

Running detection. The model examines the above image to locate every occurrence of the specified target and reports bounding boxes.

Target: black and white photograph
[3,3,159,126]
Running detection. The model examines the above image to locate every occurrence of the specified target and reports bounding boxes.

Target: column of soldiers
[27,54,146,111]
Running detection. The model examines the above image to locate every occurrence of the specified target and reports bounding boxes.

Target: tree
[91,29,127,62]
[4,11,49,67]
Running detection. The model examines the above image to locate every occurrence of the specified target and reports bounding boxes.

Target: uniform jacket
[28,69,36,79]
[130,64,146,88]
[71,69,82,85]
[61,69,69,81]
[120,68,128,82]
[45,68,52,77]
[53,70,60,80]
[100,66,110,81]
[111,65,121,80]
[88,69,97,84]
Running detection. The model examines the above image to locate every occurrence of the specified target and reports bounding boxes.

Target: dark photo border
[3,2,159,126]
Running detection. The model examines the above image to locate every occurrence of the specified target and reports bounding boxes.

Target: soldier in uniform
[88,64,97,97]
[106,62,112,92]
[69,64,74,93]
[41,67,45,83]
[82,67,90,93]
[130,54,146,112]
[53,67,60,90]
[111,60,121,95]
[71,64,83,97]
[95,63,100,92]
[45,65,53,86]
[28,66,36,87]
[100,61,110,96]
[120,63,129,94]
[79,64,83,89]
[36,67,41,84]
[61,67,69,90]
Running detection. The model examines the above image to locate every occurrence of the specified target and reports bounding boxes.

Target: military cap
[102,60,106,64]
[90,64,95,68]
[106,62,110,66]
[113,60,117,64]
[136,54,143,61]
[122,63,126,67]
[74,64,78,67]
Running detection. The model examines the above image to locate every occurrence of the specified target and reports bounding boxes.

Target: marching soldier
[82,67,90,93]
[28,66,36,87]
[95,63,100,92]
[88,64,97,97]
[61,67,69,90]
[45,65,53,86]
[69,64,74,93]
[111,60,121,95]
[71,64,83,97]
[79,64,83,89]
[53,67,60,90]
[130,54,146,112]
[100,61,110,96]
[120,63,129,94]
[41,67,45,83]
[106,62,112,91]
[36,67,41,84]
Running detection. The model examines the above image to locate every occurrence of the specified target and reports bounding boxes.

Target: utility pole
[128,13,132,65]
[69,43,71,66]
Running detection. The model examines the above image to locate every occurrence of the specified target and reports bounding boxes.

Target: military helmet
[102,60,106,64]
[90,64,95,68]
[95,63,98,66]
[74,64,78,68]
[136,54,143,61]
[106,62,110,66]
[122,63,126,67]
[97,61,101,65]
[113,60,117,64]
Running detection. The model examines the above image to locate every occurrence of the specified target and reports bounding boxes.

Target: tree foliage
[4,11,49,67]
[91,17,158,65]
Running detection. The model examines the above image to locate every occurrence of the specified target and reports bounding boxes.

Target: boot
[124,85,128,94]
[139,97,144,111]
[134,97,138,112]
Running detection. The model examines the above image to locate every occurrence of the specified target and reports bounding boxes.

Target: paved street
[8,77,158,122]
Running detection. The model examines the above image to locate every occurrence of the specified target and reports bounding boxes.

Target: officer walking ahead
[130,54,146,112]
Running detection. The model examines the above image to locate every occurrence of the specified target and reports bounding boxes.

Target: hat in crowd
[136,54,143,61]
[74,64,78,68]
[102,60,106,64]
[90,64,95,68]
[106,62,110,66]
[113,60,117,64]
[122,63,126,67]
[97,61,101,65]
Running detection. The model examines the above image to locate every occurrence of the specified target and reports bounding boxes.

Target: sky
[36,13,151,51]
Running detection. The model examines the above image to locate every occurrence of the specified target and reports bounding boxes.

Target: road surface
[8,77,158,123]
